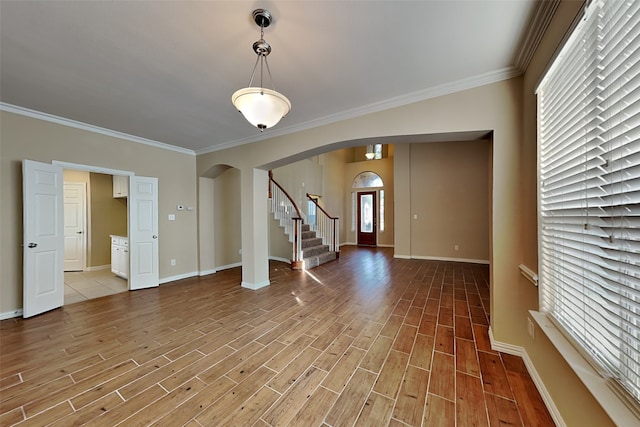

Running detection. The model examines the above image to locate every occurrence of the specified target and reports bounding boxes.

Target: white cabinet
[113,175,128,198]
[110,235,129,279]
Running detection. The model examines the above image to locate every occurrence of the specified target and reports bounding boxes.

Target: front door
[63,182,86,272]
[357,191,376,246]
[23,160,64,318]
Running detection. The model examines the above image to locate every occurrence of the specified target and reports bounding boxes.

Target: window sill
[529,310,640,426]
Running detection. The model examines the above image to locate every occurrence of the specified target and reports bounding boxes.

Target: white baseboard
[0,309,23,320]
[241,280,270,290]
[86,264,110,272]
[392,254,489,264]
[199,268,217,276]
[488,327,566,427]
[159,271,198,284]
[409,255,490,264]
[215,262,242,272]
[269,256,291,264]
[376,244,395,248]
[341,242,356,246]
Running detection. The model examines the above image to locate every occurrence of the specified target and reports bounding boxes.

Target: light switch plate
[168,214,176,221]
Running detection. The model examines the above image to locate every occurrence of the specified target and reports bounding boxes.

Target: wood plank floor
[0,246,555,426]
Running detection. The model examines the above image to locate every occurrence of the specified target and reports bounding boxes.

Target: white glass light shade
[232,87,291,130]
[365,145,375,160]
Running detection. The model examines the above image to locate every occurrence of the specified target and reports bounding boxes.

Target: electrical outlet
[239,249,242,255]
[454,244,459,251]
[170,259,176,266]
[528,318,535,339]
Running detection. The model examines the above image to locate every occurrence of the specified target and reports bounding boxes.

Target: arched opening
[198,164,242,274]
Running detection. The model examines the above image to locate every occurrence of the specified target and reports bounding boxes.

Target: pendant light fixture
[232,9,291,132]
[365,145,376,160]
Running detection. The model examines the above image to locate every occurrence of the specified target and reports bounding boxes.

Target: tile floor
[64,269,128,305]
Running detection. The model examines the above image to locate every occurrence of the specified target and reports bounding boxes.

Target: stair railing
[307,193,340,256]
[268,171,304,269]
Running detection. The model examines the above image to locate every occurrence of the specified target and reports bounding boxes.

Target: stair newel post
[292,217,304,270]
[333,218,340,258]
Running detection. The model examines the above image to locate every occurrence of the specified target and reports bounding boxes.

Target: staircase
[268,171,339,271]
[301,224,337,269]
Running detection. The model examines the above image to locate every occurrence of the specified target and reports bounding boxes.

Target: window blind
[538,0,640,404]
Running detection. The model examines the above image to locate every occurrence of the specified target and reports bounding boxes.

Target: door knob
[152,235,158,239]
[28,243,37,248]
[76,231,83,234]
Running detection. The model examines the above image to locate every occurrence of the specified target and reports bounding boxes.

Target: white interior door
[129,175,159,290]
[63,182,86,272]
[23,160,64,318]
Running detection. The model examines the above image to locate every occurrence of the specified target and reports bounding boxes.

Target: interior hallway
[0,247,554,426]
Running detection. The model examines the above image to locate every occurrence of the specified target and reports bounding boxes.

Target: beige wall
[271,158,323,215]
[269,215,292,261]
[90,173,126,267]
[63,169,90,182]
[319,148,351,245]
[0,111,198,313]
[401,140,490,262]
[213,167,241,268]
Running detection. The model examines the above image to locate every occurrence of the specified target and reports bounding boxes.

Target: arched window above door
[352,171,383,188]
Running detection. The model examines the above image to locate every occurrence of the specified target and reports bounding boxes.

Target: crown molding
[0,103,196,156]
[513,0,561,73]
[196,66,521,155]
[2,63,522,158]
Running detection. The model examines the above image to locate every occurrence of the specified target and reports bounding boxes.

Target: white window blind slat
[538,0,640,404]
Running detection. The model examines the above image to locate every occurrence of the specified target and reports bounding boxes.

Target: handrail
[269,171,302,219]
[306,193,340,254]
[307,193,338,220]
[269,170,304,269]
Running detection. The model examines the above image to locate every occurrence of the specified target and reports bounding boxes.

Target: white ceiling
[0,1,548,154]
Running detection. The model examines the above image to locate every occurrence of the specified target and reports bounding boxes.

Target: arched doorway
[352,171,384,246]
